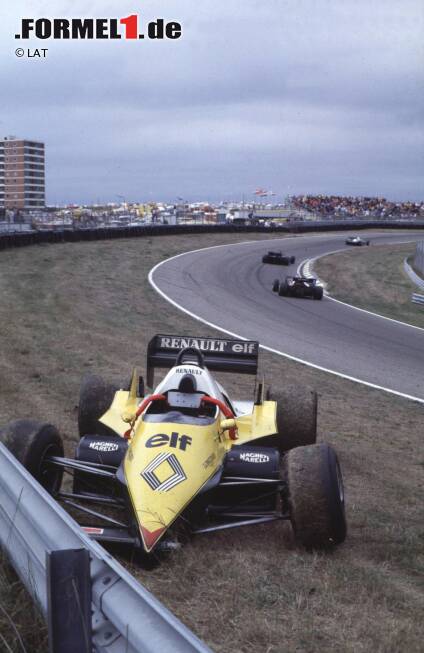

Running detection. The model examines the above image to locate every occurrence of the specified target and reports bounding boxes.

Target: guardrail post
[47,548,92,653]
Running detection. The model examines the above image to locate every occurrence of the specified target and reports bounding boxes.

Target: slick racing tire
[272,279,280,293]
[284,443,346,548]
[313,287,323,300]
[258,387,317,452]
[290,256,295,264]
[278,282,289,297]
[78,373,128,438]
[0,420,64,493]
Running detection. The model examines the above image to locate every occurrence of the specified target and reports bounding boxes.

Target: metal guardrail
[0,442,212,653]
[403,258,424,291]
[411,293,424,306]
[414,241,424,277]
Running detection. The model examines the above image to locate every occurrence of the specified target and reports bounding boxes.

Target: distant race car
[262,250,296,265]
[0,334,345,559]
[345,236,370,246]
[273,276,324,300]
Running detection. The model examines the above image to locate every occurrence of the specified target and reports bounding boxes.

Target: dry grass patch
[314,243,424,328]
[0,555,47,653]
[0,233,423,652]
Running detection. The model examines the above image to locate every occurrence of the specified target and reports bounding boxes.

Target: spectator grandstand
[292,195,424,220]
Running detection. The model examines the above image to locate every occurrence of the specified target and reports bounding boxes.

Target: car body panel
[99,362,277,551]
[278,276,322,299]
[124,417,225,551]
[345,236,369,246]
[100,389,138,436]
[262,250,294,265]
[235,402,277,445]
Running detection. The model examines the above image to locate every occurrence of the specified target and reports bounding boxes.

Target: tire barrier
[1,220,424,252]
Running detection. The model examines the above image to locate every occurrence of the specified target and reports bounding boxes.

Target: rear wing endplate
[146,334,259,387]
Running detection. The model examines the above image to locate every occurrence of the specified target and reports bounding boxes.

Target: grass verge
[0,232,423,652]
[314,243,424,328]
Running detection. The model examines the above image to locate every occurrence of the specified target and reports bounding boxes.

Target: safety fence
[1,219,424,252]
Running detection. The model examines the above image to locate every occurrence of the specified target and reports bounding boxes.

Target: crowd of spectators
[291,195,424,220]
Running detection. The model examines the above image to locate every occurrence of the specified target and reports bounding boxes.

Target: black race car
[273,276,323,300]
[345,236,370,246]
[262,250,296,265]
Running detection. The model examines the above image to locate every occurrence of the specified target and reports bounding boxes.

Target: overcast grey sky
[1,0,423,204]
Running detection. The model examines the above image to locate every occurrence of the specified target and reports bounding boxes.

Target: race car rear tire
[78,373,128,438]
[256,387,317,452]
[284,443,346,548]
[278,282,289,297]
[0,420,63,493]
[290,256,295,264]
[272,279,280,292]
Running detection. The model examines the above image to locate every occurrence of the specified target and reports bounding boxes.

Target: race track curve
[149,232,424,402]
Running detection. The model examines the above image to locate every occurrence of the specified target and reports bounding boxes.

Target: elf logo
[146,432,192,451]
[15,16,182,40]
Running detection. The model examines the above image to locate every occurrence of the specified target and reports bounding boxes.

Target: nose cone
[124,421,223,553]
[140,525,167,551]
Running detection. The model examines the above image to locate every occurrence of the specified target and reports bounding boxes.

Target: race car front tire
[284,443,346,548]
[290,256,295,264]
[0,420,64,493]
[313,287,323,300]
[78,373,128,438]
[272,279,280,292]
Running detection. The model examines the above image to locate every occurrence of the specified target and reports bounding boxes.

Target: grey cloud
[1,0,423,202]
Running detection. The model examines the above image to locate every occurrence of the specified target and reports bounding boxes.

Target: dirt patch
[0,232,423,652]
[314,243,424,328]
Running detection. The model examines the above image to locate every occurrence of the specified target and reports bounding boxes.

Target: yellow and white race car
[0,335,346,558]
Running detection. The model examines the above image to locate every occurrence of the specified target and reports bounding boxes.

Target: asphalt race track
[150,232,424,402]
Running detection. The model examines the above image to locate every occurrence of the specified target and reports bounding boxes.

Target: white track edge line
[298,242,424,333]
[148,244,424,406]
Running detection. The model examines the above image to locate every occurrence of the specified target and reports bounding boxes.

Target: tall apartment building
[0,136,45,212]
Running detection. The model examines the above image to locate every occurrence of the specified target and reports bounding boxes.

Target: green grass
[314,243,424,328]
[0,232,423,652]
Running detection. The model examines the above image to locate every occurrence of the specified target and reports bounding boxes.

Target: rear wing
[146,334,259,387]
